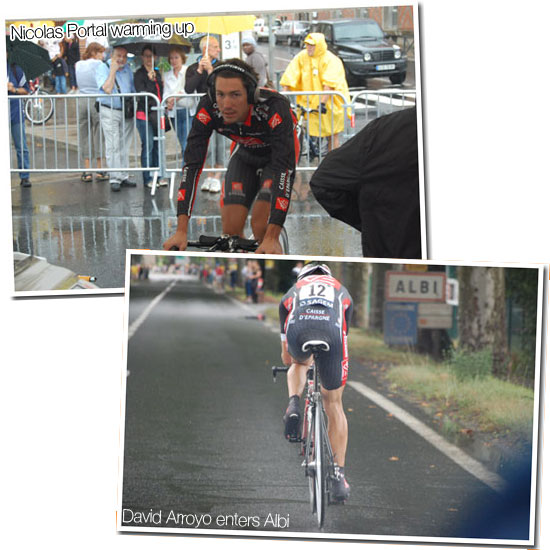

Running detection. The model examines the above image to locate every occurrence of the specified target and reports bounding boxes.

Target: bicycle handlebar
[169,234,259,253]
[272,365,290,382]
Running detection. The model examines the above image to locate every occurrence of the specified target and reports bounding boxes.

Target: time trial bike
[272,340,336,528]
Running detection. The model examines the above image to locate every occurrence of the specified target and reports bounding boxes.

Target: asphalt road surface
[11,169,362,289]
[121,276,531,541]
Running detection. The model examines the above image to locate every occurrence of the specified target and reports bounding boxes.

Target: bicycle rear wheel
[304,402,316,513]
[313,402,326,527]
[25,91,54,124]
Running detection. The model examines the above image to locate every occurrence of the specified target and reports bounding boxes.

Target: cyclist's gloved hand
[320,102,327,114]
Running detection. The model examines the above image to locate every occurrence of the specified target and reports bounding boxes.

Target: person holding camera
[96,45,137,192]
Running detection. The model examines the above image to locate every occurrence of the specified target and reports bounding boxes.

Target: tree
[457,267,507,376]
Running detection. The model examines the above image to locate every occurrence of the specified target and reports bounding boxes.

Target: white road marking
[128,280,177,340]
[227,295,255,314]
[347,380,508,494]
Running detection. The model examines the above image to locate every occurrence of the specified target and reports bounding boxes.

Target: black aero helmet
[297,262,332,280]
[206,58,259,104]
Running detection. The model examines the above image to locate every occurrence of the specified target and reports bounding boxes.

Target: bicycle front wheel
[25,91,54,124]
[279,226,290,254]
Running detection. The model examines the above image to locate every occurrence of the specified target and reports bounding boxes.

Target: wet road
[11,171,362,289]
[121,277,527,541]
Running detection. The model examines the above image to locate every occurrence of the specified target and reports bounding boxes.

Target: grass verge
[348,329,534,442]
[230,294,535,444]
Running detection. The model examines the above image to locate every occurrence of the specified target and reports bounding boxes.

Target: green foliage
[445,347,493,381]
[505,268,538,362]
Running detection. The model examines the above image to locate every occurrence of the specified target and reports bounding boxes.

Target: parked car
[311,19,407,86]
[275,20,311,46]
[253,18,282,42]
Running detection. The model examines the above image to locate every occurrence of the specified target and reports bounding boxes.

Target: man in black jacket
[309,107,422,259]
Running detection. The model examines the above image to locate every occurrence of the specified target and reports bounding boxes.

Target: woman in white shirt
[75,42,108,182]
[163,46,196,162]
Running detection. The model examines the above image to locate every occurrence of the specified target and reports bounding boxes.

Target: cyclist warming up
[163,58,299,255]
[279,263,353,501]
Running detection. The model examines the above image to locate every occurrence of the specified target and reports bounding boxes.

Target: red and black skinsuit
[177,88,299,228]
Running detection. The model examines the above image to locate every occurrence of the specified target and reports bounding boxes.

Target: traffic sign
[385,271,446,302]
[384,302,418,345]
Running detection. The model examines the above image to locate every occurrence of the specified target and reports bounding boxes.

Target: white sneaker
[208,177,221,193]
[158,178,169,187]
[201,178,212,192]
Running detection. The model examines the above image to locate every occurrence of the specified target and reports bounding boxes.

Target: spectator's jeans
[136,118,158,184]
[99,105,133,183]
[172,108,190,160]
[55,75,67,94]
[10,120,30,180]
[68,65,77,89]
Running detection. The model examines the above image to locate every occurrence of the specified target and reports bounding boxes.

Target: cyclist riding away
[163,58,299,255]
[279,262,353,501]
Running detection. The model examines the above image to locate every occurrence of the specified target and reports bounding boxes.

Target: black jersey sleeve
[176,95,215,217]
[261,98,298,226]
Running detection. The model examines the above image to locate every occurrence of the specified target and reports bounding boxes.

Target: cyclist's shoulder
[280,285,297,303]
[194,94,222,125]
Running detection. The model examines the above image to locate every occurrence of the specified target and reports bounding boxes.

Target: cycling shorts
[285,306,349,390]
[222,147,273,210]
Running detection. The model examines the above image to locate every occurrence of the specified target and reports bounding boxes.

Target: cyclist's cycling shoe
[331,466,350,502]
[283,396,301,441]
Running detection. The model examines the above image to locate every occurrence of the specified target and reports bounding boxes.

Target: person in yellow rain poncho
[280,32,350,151]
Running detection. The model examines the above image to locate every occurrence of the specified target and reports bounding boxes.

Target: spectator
[7,62,31,187]
[75,42,108,182]
[163,45,195,162]
[63,34,80,93]
[52,43,69,94]
[250,260,262,304]
[242,36,270,87]
[229,260,239,289]
[96,45,137,192]
[133,46,164,188]
[42,37,62,91]
[185,35,223,193]
[280,32,350,151]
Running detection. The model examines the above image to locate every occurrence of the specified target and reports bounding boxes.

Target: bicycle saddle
[302,340,330,353]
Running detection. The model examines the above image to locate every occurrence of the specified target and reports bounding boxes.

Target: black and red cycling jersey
[177,88,299,227]
[279,274,354,389]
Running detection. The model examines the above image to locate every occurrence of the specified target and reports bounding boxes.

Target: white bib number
[299,282,334,304]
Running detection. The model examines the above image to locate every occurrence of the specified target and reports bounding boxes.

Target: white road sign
[385,271,446,302]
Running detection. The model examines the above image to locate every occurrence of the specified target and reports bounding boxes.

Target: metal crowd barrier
[350,89,416,123]
[8,91,161,177]
[282,89,355,172]
[10,88,413,198]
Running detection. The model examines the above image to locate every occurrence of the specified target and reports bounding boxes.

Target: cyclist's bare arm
[162,214,189,251]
